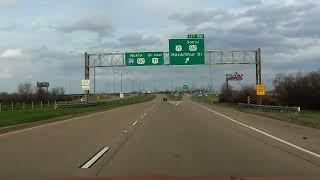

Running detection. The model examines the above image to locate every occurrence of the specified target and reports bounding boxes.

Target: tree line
[0,82,70,104]
[219,70,320,109]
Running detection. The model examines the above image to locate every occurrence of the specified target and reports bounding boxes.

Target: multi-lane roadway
[1,95,320,179]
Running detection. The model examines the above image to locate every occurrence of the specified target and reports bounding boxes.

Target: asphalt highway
[1,95,320,180]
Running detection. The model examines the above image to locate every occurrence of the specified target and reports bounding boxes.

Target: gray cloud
[238,0,262,6]
[117,33,161,48]
[0,0,17,8]
[57,16,114,37]
[0,23,17,31]
[92,32,162,51]
[169,9,229,26]
[168,2,320,89]
[170,3,320,51]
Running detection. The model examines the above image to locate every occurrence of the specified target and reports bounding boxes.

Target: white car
[80,97,86,103]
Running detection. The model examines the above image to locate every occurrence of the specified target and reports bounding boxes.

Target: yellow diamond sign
[256,84,266,96]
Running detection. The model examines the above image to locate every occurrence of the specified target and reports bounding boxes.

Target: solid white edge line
[132,121,139,126]
[198,104,320,159]
[81,147,110,168]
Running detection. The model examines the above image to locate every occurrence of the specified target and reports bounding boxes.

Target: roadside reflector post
[22,102,25,111]
[54,101,59,110]
[47,101,49,108]
[11,102,13,111]
[41,101,43,109]
[32,101,34,110]
[0,103,2,112]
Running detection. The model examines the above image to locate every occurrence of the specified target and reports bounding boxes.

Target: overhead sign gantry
[83,34,263,104]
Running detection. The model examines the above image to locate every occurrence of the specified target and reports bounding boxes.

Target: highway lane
[0,96,160,180]
[1,94,320,179]
[97,96,320,178]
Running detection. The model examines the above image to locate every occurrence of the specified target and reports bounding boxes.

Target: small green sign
[187,34,205,39]
[183,84,189,90]
[169,39,205,65]
[125,52,164,66]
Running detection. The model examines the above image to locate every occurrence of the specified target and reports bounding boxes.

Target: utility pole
[201,80,204,90]
[69,80,71,95]
[113,70,116,94]
[209,53,213,92]
[171,80,173,92]
[153,80,156,92]
[131,79,134,92]
[93,66,96,94]
[120,73,123,94]
[84,52,90,103]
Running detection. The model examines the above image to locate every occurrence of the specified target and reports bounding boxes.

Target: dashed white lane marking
[132,121,139,126]
[81,147,110,168]
[176,102,181,106]
[198,104,320,159]
[144,112,147,116]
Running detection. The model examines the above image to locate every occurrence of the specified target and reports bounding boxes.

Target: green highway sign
[125,52,164,66]
[169,39,205,65]
[187,34,205,39]
[183,84,189,90]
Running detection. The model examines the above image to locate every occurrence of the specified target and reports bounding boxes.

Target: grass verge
[192,96,320,130]
[0,95,155,128]
[167,93,183,101]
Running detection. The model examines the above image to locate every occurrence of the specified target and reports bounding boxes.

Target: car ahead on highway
[163,98,167,101]
[80,97,86,103]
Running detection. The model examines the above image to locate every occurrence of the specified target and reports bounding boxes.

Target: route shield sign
[169,39,205,65]
[125,52,164,66]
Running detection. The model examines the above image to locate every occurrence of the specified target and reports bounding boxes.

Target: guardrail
[238,103,300,112]
[57,102,101,109]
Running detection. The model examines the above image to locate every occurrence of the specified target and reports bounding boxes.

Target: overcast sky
[0,0,319,93]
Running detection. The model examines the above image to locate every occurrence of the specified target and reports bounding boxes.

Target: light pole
[93,60,96,94]
[113,69,116,94]
[120,73,123,94]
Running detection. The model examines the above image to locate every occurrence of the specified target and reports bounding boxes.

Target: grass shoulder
[192,95,320,130]
[167,93,183,101]
[0,95,155,128]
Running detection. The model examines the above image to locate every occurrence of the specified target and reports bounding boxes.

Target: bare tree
[50,87,66,101]
[17,82,34,102]
[273,70,320,109]
[219,82,233,103]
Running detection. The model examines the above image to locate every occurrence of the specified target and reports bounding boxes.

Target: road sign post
[96,93,101,102]
[256,84,266,105]
[125,52,164,66]
[82,79,90,103]
[169,39,205,65]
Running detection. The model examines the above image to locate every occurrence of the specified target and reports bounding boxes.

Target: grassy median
[0,95,156,128]
[192,95,320,130]
[167,93,183,101]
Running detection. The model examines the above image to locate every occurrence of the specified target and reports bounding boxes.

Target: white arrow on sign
[185,57,190,64]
